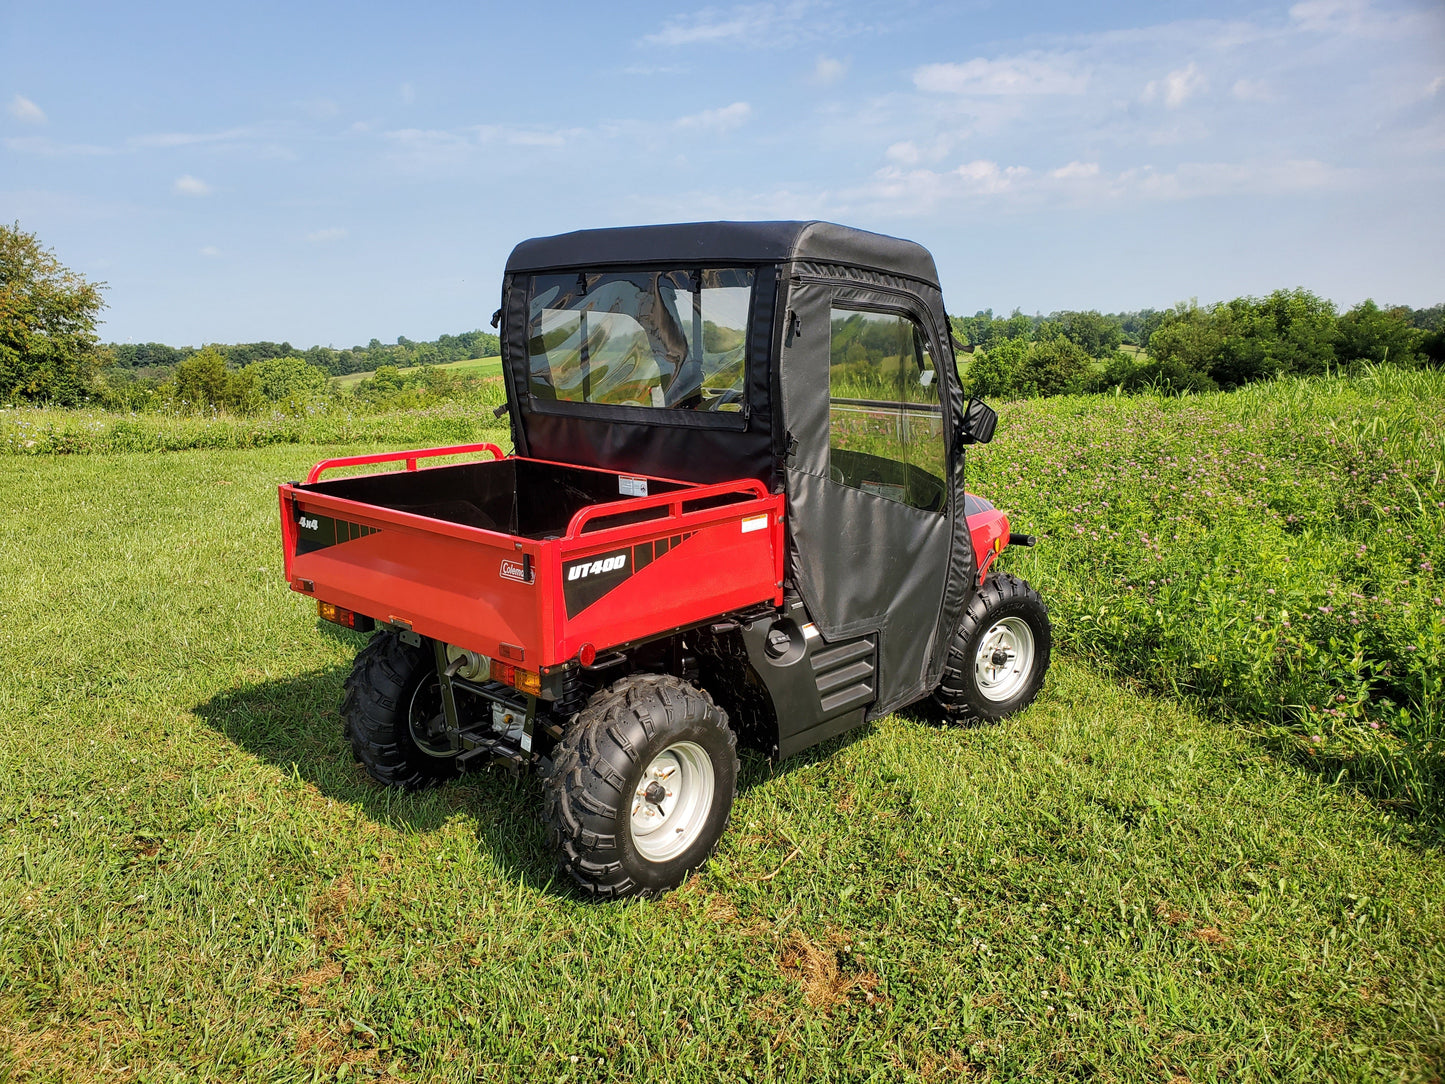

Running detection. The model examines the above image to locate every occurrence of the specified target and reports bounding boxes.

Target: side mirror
[956,396,998,447]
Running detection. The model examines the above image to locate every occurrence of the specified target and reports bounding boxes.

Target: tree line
[107,329,500,379]
[1,222,500,407]
[952,293,1445,399]
[4,222,1443,410]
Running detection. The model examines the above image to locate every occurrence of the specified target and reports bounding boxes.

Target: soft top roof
[505,220,939,287]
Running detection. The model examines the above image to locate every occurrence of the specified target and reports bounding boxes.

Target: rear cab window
[526,268,753,414]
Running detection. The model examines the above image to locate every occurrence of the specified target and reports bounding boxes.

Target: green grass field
[331,356,504,390]
[2,373,1443,1080]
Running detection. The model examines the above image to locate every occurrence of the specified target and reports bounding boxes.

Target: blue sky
[3,0,1442,347]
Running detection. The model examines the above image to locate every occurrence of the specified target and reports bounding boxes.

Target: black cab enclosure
[500,221,975,732]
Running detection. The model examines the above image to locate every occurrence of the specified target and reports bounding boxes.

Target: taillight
[317,600,374,632]
[489,658,541,696]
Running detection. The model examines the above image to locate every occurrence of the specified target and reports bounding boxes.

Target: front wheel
[543,674,738,899]
[934,572,1052,721]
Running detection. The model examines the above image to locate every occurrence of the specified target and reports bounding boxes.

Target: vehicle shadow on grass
[192,659,562,895]
[191,637,874,898]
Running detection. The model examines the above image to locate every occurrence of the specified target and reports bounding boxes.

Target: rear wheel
[543,673,738,899]
[342,632,463,788]
[934,572,1051,721]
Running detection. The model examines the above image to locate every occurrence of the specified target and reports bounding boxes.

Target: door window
[827,308,947,512]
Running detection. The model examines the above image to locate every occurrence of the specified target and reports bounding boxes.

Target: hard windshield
[526,268,753,412]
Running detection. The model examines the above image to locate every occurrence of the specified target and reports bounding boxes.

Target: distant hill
[106,329,501,378]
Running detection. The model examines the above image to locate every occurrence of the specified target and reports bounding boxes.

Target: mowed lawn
[1,447,1442,1083]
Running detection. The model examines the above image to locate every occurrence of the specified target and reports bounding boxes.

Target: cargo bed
[279,445,785,676]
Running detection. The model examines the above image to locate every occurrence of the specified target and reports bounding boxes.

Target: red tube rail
[564,478,771,539]
[305,443,505,485]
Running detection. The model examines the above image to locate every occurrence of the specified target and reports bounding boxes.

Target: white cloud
[7,94,46,124]
[199,245,221,257]
[675,101,752,132]
[1143,62,1207,108]
[620,64,690,76]
[885,137,951,166]
[131,126,263,149]
[173,174,212,196]
[475,124,581,148]
[955,159,1031,194]
[1287,0,1431,38]
[306,227,347,243]
[1232,78,1273,102]
[3,136,110,155]
[812,56,847,85]
[886,141,921,166]
[914,56,1088,96]
[642,3,804,46]
[399,82,416,105]
[852,154,1352,218]
[1428,75,1444,98]
[1289,0,1367,32]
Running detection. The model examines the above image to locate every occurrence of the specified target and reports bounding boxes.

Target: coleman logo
[567,555,627,581]
[298,515,319,531]
[500,558,531,584]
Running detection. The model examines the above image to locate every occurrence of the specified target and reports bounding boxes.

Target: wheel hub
[629,741,716,863]
[974,616,1037,703]
[407,678,459,758]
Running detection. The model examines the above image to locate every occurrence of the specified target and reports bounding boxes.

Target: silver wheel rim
[629,741,715,863]
[974,617,1036,703]
[407,678,457,759]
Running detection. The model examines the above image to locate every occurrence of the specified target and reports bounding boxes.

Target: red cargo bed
[279,445,785,673]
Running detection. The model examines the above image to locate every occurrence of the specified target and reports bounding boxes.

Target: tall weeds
[976,368,1444,820]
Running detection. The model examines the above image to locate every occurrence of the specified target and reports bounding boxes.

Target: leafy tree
[1002,309,1034,342]
[1050,310,1122,358]
[1144,303,1223,384]
[365,365,404,394]
[169,347,260,413]
[1032,319,1066,344]
[1110,309,1164,348]
[1335,300,1421,368]
[0,222,108,404]
[964,337,1026,398]
[1224,288,1338,383]
[1410,303,1444,332]
[244,355,329,402]
[1015,337,1091,398]
[219,341,295,367]
[110,342,183,369]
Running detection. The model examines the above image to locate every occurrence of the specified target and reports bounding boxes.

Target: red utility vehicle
[279,221,1050,897]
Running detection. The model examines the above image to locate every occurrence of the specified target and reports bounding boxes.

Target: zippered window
[526,268,752,414]
[827,306,947,513]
